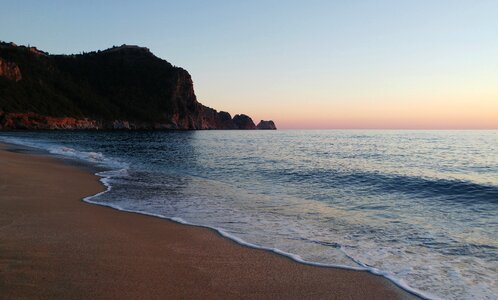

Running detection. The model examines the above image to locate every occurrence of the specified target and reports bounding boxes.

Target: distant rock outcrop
[0,41,276,130]
[233,114,256,129]
[256,120,277,130]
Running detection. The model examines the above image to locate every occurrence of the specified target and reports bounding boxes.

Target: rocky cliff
[0,58,22,82]
[0,42,276,130]
[256,120,277,130]
[233,114,256,129]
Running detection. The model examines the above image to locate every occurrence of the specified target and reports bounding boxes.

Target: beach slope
[0,143,416,299]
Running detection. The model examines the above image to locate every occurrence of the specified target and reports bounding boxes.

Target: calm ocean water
[1,130,497,299]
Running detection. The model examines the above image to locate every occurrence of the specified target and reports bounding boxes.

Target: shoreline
[84,173,429,299]
[0,141,419,299]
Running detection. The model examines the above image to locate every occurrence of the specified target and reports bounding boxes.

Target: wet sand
[0,142,418,299]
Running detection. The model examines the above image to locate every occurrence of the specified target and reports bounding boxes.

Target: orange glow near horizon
[201,79,498,130]
[196,56,498,129]
[270,98,498,129]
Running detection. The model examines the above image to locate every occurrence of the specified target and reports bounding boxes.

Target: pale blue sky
[2,1,497,128]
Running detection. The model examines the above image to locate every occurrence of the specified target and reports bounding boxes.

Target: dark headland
[0,42,275,130]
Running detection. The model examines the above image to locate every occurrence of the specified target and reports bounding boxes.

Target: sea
[1,130,496,300]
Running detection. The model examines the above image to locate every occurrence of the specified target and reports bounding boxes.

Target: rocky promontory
[0,42,276,130]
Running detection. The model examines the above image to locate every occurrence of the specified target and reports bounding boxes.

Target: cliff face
[0,112,99,130]
[0,42,276,130]
[0,58,22,82]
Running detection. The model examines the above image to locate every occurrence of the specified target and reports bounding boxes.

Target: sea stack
[232,114,256,129]
[256,120,277,130]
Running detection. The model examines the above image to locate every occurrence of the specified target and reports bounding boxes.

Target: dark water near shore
[1,130,497,299]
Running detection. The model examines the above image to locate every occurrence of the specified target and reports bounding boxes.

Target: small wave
[3,133,492,300]
[0,136,128,170]
[82,171,435,300]
[277,168,498,205]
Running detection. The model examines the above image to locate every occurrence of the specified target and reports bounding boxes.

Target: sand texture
[0,143,417,299]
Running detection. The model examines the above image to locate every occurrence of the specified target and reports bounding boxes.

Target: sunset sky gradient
[2,1,497,129]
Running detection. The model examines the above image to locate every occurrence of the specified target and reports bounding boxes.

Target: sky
[1,0,497,129]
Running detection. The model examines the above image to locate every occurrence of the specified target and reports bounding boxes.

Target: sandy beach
[0,142,417,299]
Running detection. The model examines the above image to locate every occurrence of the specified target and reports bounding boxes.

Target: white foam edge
[0,136,128,170]
[0,136,437,300]
[85,170,438,300]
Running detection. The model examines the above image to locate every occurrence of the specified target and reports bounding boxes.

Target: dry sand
[0,142,418,299]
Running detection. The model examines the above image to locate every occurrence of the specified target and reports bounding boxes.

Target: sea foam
[2,130,496,300]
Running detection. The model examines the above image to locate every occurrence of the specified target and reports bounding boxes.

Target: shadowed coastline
[0,42,276,130]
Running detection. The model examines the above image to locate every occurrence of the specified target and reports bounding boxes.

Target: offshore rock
[256,120,277,130]
[233,114,256,129]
